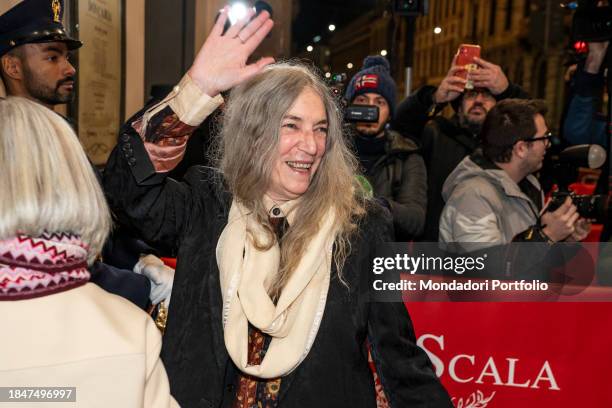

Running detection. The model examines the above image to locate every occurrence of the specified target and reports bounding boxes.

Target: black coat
[416,116,481,242]
[358,129,427,240]
[103,125,452,408]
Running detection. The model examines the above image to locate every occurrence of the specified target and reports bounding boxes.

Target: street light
[307,45,314,52]
[433,26,442,34]
[347,62,353,69]
[380,49,388,56]
[328,24,336,32]
[325,72,331,78]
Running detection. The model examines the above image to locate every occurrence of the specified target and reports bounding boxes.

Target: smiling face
[266,87,328,202]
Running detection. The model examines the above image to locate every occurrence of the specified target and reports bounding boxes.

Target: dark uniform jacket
[102,122,452,408]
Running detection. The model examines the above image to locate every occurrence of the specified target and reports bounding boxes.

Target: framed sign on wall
[76,0,123,166]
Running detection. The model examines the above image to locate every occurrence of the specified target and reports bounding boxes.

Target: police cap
[0,0,82,57]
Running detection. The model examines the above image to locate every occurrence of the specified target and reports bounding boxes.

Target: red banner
[407,301,612,407]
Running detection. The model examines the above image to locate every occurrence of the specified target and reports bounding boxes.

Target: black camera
[547,145,609,224]
[327,72,380,123]
[344,105,379,123]
[547,191,609,222]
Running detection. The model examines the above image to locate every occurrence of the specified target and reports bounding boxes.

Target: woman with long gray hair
[104,8,450,407]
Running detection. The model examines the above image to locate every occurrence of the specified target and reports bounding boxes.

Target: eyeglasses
[527,131,553,146]
[506,131,553,148]
[463,89,495,100]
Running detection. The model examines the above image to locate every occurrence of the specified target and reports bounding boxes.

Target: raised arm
[103,8,274,248]
[564,41,608,146]
[392,64,466,140]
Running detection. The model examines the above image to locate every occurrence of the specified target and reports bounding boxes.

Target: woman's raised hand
[188,6,275,97]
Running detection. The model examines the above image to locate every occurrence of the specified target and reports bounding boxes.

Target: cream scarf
[216,198,337,379]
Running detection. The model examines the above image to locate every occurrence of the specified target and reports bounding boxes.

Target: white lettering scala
[417,334,560,391]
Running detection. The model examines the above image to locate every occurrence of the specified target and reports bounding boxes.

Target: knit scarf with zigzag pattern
[0,232,90,301]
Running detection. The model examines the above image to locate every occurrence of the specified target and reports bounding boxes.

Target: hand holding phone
[432,62,467,104]
[468,57,510,95]
[455,44,481,90]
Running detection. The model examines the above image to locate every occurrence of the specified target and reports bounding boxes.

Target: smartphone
[455,44,481,90]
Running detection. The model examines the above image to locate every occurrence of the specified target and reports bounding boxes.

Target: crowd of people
[1,0,609,407]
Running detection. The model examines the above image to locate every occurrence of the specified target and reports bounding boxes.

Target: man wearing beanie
[392,56,528,242]
[346,55,426,240]
[439,99,590,252]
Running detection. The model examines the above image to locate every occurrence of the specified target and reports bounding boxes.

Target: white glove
[134,254,175,306]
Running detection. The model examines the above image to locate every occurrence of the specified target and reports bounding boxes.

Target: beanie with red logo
[344,55,397,116]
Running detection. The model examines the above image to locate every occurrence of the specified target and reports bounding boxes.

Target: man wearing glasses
[439,99,591,249]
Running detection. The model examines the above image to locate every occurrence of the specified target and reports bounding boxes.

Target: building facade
[412,0,569,128]
[321,0,570,129]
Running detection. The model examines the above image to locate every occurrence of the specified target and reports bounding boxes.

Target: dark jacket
[89,157,151,309]
[88,261,150,309]
[392,84,529,242]
[358,129,427,240]
[563,64,609,198]
[563,66,607,148]
[103,124,452,408]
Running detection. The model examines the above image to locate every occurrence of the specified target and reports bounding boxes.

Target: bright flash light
[380,49,388,56]
[228,2,250,25]
[433,26,442,34]
[325,72,331,78]
[328,24,336,32]
[307,45,314,52]
[347,62,353,69]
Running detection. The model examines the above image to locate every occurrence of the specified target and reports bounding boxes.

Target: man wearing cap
[392,56,529,242]
[346,55,427,240]
[439,99,590,252]
[0,0,153,309]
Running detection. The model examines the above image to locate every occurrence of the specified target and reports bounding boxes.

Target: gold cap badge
[52,0,61,23]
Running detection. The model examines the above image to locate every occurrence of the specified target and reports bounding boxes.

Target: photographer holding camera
[345,56,427,240]
[439,99,591,250]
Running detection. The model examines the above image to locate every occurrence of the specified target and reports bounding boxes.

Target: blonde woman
[0,97,177,407]
[104,8,451,408]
